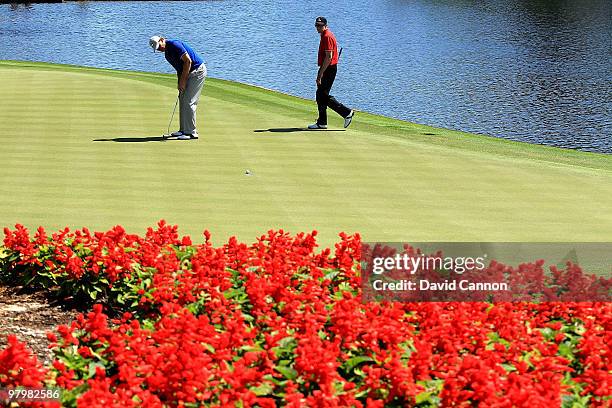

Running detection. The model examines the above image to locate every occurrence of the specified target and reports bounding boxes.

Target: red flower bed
[1,222,610,407]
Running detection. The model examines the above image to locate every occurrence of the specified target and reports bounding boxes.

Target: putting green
[1,60,611,245]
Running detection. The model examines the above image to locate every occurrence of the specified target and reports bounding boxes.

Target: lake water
[1,0,611,153]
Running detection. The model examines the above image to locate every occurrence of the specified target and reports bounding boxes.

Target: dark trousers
[316,64,351,126]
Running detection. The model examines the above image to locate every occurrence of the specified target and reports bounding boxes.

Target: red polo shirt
[318,29,339,66]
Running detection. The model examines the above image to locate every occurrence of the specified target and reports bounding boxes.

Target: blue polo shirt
[164,39,204,75]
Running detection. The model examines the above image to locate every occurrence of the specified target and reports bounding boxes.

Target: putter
[162,94,180,138]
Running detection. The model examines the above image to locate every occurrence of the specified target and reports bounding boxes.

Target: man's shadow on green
[93,136,180,143]
[254,128,345,133]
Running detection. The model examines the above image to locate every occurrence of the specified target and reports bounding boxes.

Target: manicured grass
[1,60,612,245]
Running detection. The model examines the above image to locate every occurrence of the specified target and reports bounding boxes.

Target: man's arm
[178,53,192,92]
[317,50,333,86]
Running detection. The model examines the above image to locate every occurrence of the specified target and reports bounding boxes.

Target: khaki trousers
[179,64,207,135]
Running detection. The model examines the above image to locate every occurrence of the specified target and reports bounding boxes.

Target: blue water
[1,0,611,153]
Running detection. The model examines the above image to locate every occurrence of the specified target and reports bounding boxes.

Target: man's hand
[178,53,192,93]
[317,50,332,87]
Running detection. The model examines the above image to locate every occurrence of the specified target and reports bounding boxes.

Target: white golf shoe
[307,123,327,130]
[178,133,199,140]
[171,131,184,137]
[344,111,355,129]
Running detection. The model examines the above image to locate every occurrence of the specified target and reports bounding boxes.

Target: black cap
[315,16,327,26]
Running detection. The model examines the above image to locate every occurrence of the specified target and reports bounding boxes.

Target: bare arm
[178,53,192,92]
[317,50,333,85]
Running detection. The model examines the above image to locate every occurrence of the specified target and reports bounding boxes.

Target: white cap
[149,35,161,52]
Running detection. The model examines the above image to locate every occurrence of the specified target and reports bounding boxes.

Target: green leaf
[562,394,591,408]
[323,270,339,281]
[558,342,575,361]
[338,282,352,293]
[239,345,262,353]
[87,362,105,379]
[250,382,274,396]
[202,343,216,354]
[343,356,374,372]
[353,367,366,378]
[90,349,108,365]
[415,391,433,404]
[275,365,298,380]
[88,288,98,300]
[275,336,296,352]
[264,373,287,387]
[540,327,555,341]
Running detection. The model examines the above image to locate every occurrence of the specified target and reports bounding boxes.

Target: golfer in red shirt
[308,17,355,130]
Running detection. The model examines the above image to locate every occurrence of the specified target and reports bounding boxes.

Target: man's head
[315,16,327,33]
[149,36,167,52]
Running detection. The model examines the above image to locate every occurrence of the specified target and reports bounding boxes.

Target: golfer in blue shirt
[150,36,207,140]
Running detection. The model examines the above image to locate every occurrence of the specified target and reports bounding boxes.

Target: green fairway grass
[1,60,612,246]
